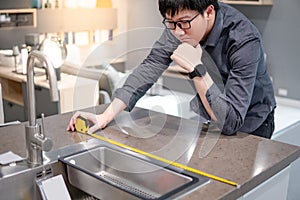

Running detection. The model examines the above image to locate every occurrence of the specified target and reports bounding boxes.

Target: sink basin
[60,146,209,200]
[0,160,91,200]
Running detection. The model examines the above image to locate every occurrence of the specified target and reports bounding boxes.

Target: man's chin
[181,39,198,47]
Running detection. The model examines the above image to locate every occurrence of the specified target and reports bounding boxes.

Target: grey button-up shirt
[113,3,276,135]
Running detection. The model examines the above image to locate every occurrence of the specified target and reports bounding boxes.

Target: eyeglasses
[162,13,200,30]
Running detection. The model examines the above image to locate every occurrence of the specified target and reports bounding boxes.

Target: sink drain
[97,171,158,199]
[80,194,99,200]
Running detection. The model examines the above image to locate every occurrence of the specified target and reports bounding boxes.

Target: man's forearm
[102,98,127,122]
[193,73,216,121]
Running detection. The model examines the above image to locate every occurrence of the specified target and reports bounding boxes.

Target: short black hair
[159,0,219,18]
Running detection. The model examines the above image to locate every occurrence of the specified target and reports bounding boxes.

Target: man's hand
[67,111,109,134]
[171,43,203,72]
[67,98,127,134]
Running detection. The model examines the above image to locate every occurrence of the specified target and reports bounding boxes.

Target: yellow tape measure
[75,117,239,187]
[75,116,90,134]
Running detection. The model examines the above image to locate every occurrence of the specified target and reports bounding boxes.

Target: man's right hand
[67,98,127,134]
[67,111,109,134]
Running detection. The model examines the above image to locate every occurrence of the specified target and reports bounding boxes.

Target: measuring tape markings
[85,132,239,188]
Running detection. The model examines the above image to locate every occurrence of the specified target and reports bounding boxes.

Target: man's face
[165,9,211,46]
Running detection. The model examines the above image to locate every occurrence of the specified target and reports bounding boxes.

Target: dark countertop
[0,105,299,200]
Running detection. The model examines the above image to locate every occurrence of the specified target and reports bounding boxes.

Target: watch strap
[188,64,207,79]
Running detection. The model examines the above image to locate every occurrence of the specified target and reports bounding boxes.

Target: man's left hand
[171,43,203,72]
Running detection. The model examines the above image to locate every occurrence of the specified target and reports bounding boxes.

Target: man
[68,0,276,138]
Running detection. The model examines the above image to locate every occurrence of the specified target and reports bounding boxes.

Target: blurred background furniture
[0,83,4,124]
[61,61,126,104]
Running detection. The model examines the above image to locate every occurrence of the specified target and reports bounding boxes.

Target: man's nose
[173,24,185,36]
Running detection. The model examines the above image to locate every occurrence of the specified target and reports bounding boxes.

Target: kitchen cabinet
[272,120,300,199]
[2,82,60,123]
[237,166,290,200]
[0,75,25,122]
[220,0,273,5]
[22,83,59,120]
[0,65,99,123]
[0,73,60,122]
[3,99,25,122]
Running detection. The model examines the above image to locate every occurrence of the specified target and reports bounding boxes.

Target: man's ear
[205,5,215,18]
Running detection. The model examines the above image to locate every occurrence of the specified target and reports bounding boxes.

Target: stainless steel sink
[0,141,208,200]
[0,140,108,200]
[0,160,92,200]
[60,146,209,200]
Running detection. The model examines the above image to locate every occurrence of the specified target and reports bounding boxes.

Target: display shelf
[0,9,36,29]
[0,8,117,32]
[36,8,117,33]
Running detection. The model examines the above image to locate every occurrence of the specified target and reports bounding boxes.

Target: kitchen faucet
[25,50,59,166]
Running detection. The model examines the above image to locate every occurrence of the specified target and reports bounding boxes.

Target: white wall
[81,0,164,71]
[122,1,300,101]
[234,0,300,101]
[125,0,164,70]
[72,0,129,68]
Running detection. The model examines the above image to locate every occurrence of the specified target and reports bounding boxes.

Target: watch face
[188,64,207,79]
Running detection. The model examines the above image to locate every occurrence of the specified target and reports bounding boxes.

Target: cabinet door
[22,82,59,119]
[3,99,25,123]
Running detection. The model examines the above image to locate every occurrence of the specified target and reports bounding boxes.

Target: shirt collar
[201,9,223,48]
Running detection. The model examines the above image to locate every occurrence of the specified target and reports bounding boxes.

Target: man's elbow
[221,128,237,136]
[219,119,243,136]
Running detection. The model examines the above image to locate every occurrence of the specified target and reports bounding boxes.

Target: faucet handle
[40,113,46,138]
[40,113,53,152]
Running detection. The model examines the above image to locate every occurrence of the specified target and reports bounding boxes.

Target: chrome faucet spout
[27,51,59,126]
[25,50,58,166]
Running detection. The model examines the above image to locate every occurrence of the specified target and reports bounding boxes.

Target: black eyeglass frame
[162,13,200,30]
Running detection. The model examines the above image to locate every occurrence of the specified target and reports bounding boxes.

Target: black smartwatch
[188,64,207,79]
